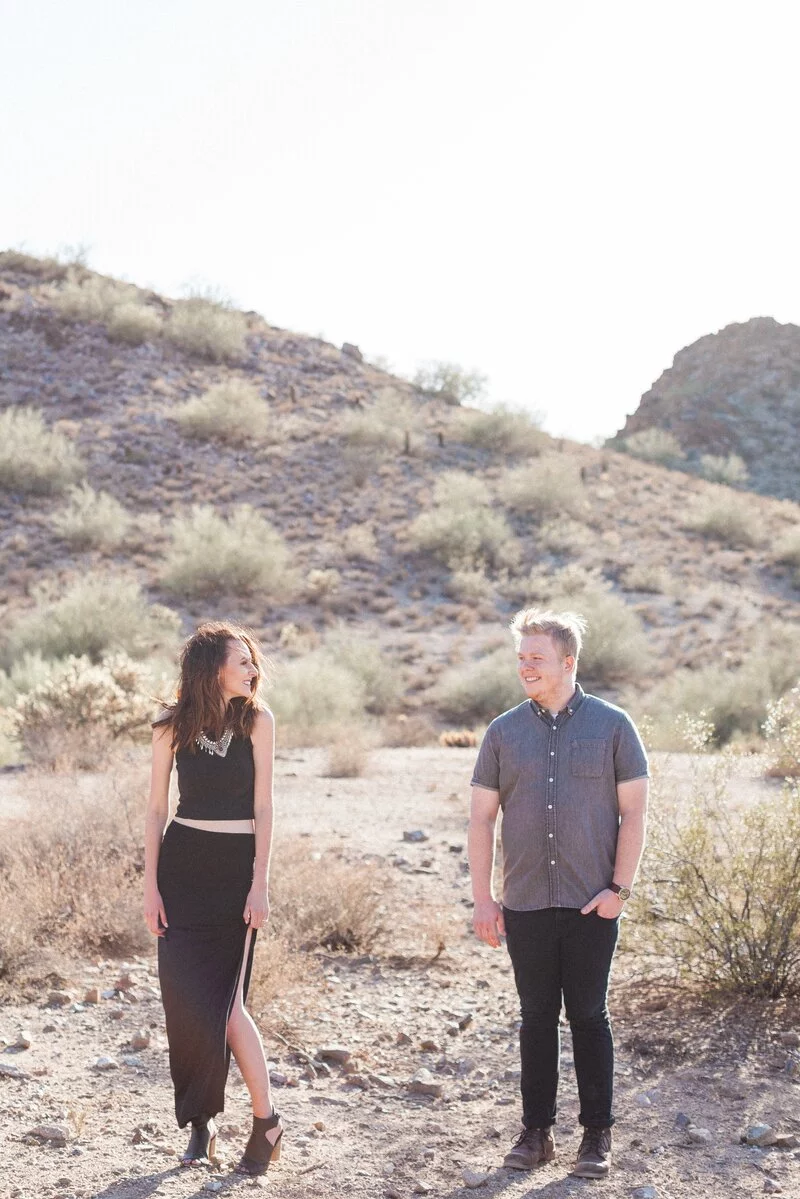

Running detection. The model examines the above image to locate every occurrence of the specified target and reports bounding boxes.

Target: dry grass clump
[381,714,437,747]
[0,407,85,495]
[305,568,341,603]
[164,294,248,362]
[342,523,379,562]
[52,482,131,550]
[621,428,685,465]
[52,274,161,345]
[408,470,518,570]
[0,651,54,707]
[0,248,69,280]
[1,574,180,670]
[445,568,495,604]
[0,774,150,980]
[172,380,275,444]
[434,645,522,723]
[774,525,800,582]
[322,627,403,715]
[636,766,800,998]
[497,455,586,521]
[683,491,761,547]
[439,729,477,748]
[699,452,749,486]
[161,504,297,599]
[338,389,419,453]
[763,686,800,777]
[620,563,671,594]
[413,360,487,405]
[324,726,374,777]
[12,654,154,769]
[456,405,545,456]
[269,652,368,746]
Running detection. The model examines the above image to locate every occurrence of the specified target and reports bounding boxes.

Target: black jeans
[503,906,619,1129]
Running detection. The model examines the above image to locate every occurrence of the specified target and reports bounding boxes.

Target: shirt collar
[530,683,585,723]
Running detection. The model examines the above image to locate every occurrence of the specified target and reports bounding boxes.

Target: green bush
[408,470,518,570]
[106,301,162,345]
[636,769,800,997]
[52,483,130,550]
[445,568,495,604]
[412,361,487,405]
[161,504,297,599]
[269,652,368,746]
[0,652,55,707]
[622,428,685,465]
[2,574,180,669]
[698,452,749,486]
[322,627,402,715]
[52,274,161,344]
[498,456,586,521]
[763,686,800,777]
[338,388,418,453]
[434,645,522,723]
[456,405,545,456]
[775,526,800,583]
[12,654,154,769]
[0,407,85,495]
[684,492,761,547]
[163,294,248,362]
[172,380,274,444]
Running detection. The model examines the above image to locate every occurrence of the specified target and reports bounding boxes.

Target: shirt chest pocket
[570,738,607,777]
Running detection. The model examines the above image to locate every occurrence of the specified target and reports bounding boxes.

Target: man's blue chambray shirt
[470,684,649,912]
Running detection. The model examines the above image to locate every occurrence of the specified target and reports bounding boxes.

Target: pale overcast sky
[2,0,799,440]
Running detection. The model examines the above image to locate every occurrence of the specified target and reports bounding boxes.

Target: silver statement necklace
[195,728,234,757]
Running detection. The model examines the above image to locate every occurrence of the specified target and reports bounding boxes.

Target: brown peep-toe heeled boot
[235,1108,283,1175]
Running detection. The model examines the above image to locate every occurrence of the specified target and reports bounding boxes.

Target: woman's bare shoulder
[250,707,275,738]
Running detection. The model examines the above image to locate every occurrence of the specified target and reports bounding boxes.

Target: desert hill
[1,253,800,750]
[613,316,800,502]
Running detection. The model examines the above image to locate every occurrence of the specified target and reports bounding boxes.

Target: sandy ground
[1,748,799,1199]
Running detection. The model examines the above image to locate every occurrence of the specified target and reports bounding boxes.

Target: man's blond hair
[509,608,588,662]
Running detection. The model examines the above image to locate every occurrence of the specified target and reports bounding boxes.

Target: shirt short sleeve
[613,712,649,783]
[471,723,501,791]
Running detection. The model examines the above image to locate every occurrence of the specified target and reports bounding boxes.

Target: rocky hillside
[1,254,800,745]
[614,317,800,502]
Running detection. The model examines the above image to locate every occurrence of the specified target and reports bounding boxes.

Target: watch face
[618,887,631,901]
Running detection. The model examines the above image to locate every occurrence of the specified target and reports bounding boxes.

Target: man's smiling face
[517,632,574,708]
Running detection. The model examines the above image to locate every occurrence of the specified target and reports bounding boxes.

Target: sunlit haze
[3,0,799,440]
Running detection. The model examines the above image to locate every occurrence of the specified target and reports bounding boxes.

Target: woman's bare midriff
[172,817,255,834]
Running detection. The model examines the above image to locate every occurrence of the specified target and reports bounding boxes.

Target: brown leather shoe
[573,1125,612,1178]
[503,1125,556,1170]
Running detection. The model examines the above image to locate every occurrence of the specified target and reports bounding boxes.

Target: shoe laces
[580,1126,610,1155]
[512,1125,547,1148]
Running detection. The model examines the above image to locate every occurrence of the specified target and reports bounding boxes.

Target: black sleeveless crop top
[174,734,255,820]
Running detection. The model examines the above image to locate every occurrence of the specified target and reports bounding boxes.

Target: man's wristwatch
[609,882,631,902]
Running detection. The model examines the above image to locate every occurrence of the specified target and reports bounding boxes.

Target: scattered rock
[368,1072,397,1089]
[109,1008,125,1021]
[413,1182,432,1194]
[0,1062,29,1079]
[403,829,429,842]
[763,1180,782,1194]
[445,1022,460,1037]
[83,987,100,1005]
[420,1039,441,1053]
[746,1125,778,1147]
[687,1127,713,1145]
[313,1121,326,1131]
[341,342,363,362]
[784,1056,800,1079]
[269,1070,288,1086]
[384,1188,402,1199]
[130,1029,150,1051]
[396,1030,412,1046]
[26,1124,69,1146]
[14,1030,32,1049]
[774,1134,800,1149]
[779,1031,800,1048]
[316,1045,351,1064]
[635,1093,652,1107]
[462,1166,491,1188]
[408,1068,444,1098]
[674,1112,692,1129]
[48,990,73,1007]
[115,972,136,991]
[458,1013,474,1031]
[101,989,117,1000]
[344,1073,370,1089]
[631,1188,658,1199]
[503,1068,521,1082]
[203,1182,223,1193]
[41,1022,58,1033]
[93,1055,119,1071]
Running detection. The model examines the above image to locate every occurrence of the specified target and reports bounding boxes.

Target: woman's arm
[143,724,174,937]
[244,709,275,929]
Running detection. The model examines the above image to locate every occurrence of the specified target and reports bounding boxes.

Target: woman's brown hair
[154,622,268,752]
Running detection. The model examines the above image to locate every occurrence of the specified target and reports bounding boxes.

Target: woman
[143,621,283,1174]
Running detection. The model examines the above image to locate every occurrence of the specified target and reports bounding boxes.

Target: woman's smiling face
[219,637,258,702]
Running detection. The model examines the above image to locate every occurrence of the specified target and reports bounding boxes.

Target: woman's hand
[244,882,270,929]
[144,885,168,937]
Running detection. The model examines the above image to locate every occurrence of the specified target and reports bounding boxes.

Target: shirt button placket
[548,718,558,905]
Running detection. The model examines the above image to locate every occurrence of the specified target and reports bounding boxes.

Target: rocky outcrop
[614,317,800,501]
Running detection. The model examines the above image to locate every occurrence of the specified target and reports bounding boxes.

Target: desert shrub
[2,574,180,670]
[52,482,131,550]
[413,361,487,405]
[434,645,522,723]
[381,714,436,747]
[305,568,341,602]
[270,839,387,952]
[445,568,495,604]
[321,628,402,715]
[0,249,68,281]
[0,651,57,706]
[53,274,160,344]
[408,470,518,570]
[324,726,373,777]
[636,769,800,997]
[161,504,297,599]
[774,526,800,582]
[172,380,274,444]
[620,563,670,594]
[536,517,593,556]
[456,405,545,456]
[0,407,85,495]
[622,428,685,465]
[684,492,760,547]
[439,729,477,748]
[699,452,749,486]
[163,294,248,362]
[106,301,162,345]
[269,652,368,745]
[338,389,418,453]
[497,456,586,521]
[763,686,800,777]
[12,654,153,769]
[342,523,379,562]
[0,775,150,978]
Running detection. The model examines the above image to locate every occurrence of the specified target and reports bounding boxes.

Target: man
[468,609,649,1179]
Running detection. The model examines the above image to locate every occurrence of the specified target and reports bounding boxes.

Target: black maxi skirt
[157,821,257,1127]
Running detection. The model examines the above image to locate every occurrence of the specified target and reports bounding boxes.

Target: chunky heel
[235,1108,283,1175]
[180,1117,217,1166]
